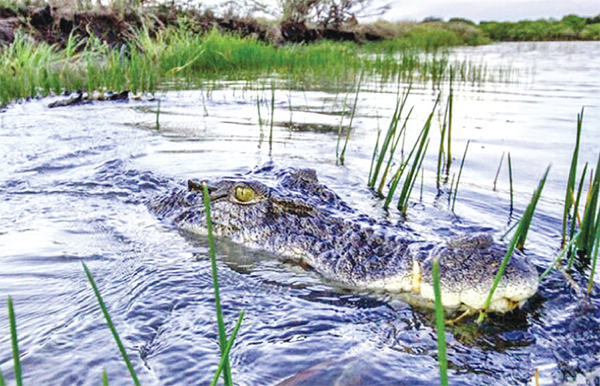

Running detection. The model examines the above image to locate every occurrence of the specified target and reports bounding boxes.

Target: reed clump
[1,17,507,107]
[552,109,600,293]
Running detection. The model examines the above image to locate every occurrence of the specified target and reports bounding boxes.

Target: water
[1,41,600,385]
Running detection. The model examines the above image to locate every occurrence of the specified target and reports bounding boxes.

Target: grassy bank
[0,23,497,106]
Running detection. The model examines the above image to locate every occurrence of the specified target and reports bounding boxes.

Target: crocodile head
[152,166,539,313]
[152,167,352,256]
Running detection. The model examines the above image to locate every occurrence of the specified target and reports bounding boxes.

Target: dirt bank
[0,4,384,48]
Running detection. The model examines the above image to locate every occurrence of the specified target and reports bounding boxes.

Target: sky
[378,0,599,22]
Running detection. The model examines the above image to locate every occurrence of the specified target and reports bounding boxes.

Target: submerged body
[152,165,539,313]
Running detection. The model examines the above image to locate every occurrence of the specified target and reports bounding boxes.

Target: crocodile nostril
[188,179,209,192]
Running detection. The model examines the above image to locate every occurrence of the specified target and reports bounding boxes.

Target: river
[0,41,599,385]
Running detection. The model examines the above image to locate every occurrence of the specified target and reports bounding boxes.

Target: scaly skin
[151,166,539,313]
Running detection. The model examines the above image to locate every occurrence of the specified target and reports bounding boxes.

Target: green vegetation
[83,263,141,386]
[0,23,498,107]
[477,166,549,324]
[0,186,243,386]
[480,14,600,41]
[432,258,449,386]
[201,181,245,386]
[7,297,22,386]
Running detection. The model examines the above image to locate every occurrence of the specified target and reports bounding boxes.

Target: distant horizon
[367,0,599,23]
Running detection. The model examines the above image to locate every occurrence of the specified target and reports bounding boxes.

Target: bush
[581,23,600,40]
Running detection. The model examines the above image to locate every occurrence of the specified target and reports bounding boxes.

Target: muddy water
[0,41,599,385]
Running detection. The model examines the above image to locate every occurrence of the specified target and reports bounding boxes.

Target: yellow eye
[234,186,257,203]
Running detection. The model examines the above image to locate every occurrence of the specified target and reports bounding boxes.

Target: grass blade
[82,263,141,386]
[432,258,448,386]
[397,107,435,214]
[269,82,275,154]
[451,140,470,211]
[7,297,22,386]
[478,166,550,323]
[493,152,505,191]
[201,181,233,386]
[540,231,580,281]
[563,108,583,244]
[577,152,600,255]
[155,99,161,130]
[436,100,449,191]
[210,310,245,386]
[0,367,5,386]
[103,369,109,386]
[339,69,363,165]
[587,214,600,294]
[517,167,550,250]
[369,85,411,189]
[570,163,588,239]
[508,152,513,212]
[446,68,454,173]
[368,121,382,184]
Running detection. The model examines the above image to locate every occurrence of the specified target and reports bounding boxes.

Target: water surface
[1,41,600,385]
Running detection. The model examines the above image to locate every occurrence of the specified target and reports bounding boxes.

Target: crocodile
[151,165,539,313]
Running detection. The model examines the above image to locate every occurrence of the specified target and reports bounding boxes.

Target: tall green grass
[558,108,600,292]
[1,26,505,107]
[368,85,413,195]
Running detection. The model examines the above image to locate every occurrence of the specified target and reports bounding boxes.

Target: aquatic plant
[7,297,22,386]
[562,109,583,244]
[450,140,470,211]
[0,24,507,107]
[508,153,514,212]
[432,259,449,386]
[201,181,245,386]
[337,69,363,165]
[368,85,412,196]
[83,263,141,386]
[477,166,549,323]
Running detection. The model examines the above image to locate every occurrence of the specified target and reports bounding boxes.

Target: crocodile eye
[234,186,257,203]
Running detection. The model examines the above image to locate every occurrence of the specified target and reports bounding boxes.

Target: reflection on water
[0,41,599,385]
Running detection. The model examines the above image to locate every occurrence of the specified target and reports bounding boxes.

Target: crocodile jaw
[368,260,539,313]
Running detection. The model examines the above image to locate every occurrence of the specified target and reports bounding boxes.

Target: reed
[436,94,449,190]
[155,99,161,130]
[269,83,276,153]
[83,263,141,386]
[563,109,583,244]
[201,181,244,386]
[201,181,233,385]
[508,153,514,212]
[570,163,587,239]
[492,152,505,191]
[368,86,412,193]
[395,106,435,214]
[576,151,600,256]
[210,311,245,386]
[0,367,4,386]
[445,68,454,173]
[540,231,580,281]
[477,166,549,323]
[103,369,109,386]
[7,297,22,386]
[338,69,363,165]
[587,224,600,294]
[1,26,500,107]
[451,140,470,211]
[432,258,449,386]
